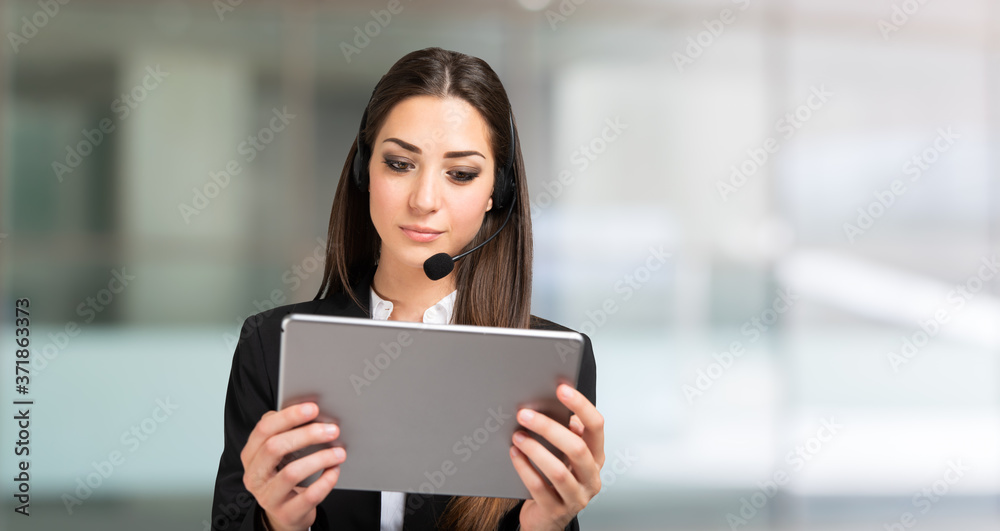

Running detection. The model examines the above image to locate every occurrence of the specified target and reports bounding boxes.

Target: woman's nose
[409,167,441,213]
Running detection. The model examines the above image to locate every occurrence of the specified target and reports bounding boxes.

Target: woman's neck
[371,253,456,322]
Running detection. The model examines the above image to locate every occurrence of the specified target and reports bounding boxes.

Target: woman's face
[368,95,496,272]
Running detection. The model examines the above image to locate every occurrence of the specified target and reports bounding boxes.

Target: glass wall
[1,0,997,529]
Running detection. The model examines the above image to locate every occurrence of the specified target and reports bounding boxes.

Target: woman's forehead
[376,95,493,156]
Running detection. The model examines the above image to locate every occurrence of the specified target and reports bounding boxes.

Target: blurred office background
[2,0,999,529]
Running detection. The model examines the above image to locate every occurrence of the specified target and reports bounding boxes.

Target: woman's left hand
[510,383,605,531]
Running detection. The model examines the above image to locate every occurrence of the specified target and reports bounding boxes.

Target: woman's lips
[401,227,443,243]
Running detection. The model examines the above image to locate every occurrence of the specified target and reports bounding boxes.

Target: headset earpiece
[491,113,517,211]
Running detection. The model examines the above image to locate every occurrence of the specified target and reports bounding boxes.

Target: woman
[211,47,604,531]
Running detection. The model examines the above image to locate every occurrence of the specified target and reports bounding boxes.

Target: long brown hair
[313,47,532,530]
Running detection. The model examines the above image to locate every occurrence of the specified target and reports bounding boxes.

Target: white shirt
[371,286,457,531]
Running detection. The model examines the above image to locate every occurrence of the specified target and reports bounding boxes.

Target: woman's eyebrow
[382,138,484,159]
[383,137,421,153]
[442,150,485,160]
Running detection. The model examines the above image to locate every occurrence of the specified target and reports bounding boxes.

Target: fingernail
[559,385,573,399]
[513,432,526,443]
[519,409,534,422]
[300,403,315,415]
[333,447,346,460]
[325,424,338,436]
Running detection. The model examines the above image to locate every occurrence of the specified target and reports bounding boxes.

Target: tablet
[276,313,584,499]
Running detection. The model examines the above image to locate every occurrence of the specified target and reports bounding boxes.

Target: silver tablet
[276,313,584,499]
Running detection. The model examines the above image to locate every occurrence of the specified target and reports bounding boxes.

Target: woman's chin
[383,247,445,272]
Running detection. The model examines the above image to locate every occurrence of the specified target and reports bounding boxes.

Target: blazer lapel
[316,265,376,320]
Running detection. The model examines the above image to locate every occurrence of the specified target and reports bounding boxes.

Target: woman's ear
[486,196,493,212]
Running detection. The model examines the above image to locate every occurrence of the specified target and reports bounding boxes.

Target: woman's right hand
[241,402,346,531]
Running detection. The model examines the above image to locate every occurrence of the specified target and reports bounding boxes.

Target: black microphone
[422,194,517,281]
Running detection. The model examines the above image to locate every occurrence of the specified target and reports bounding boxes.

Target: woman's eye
[449,171,479,182]
[383,159,411,173]
[383,158,478,181]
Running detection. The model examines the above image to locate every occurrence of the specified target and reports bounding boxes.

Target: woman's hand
[510,383,605,531]
[240,402,346,531]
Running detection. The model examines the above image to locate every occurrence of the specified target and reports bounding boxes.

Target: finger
[253,421,341,486]
[569,415,584,436]
[243,403,319,468]
[261,446,346,510]
[511,429,582,505]
[509,444,561,509]
[557,384,605,468]
[517,408,599,489]
[284,462,344,519]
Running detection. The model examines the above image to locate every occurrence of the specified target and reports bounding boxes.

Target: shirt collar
[369,288,457,325]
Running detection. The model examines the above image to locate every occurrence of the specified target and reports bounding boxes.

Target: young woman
[211,47,603,531]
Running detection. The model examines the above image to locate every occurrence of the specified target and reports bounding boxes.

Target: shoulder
[239,298,329,343]
[239,290,369,350]
[529,314,571,332]
[528,314,592,351]
[239,287,367,343]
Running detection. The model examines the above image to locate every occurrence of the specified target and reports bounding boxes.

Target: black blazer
[211,266,598,530]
